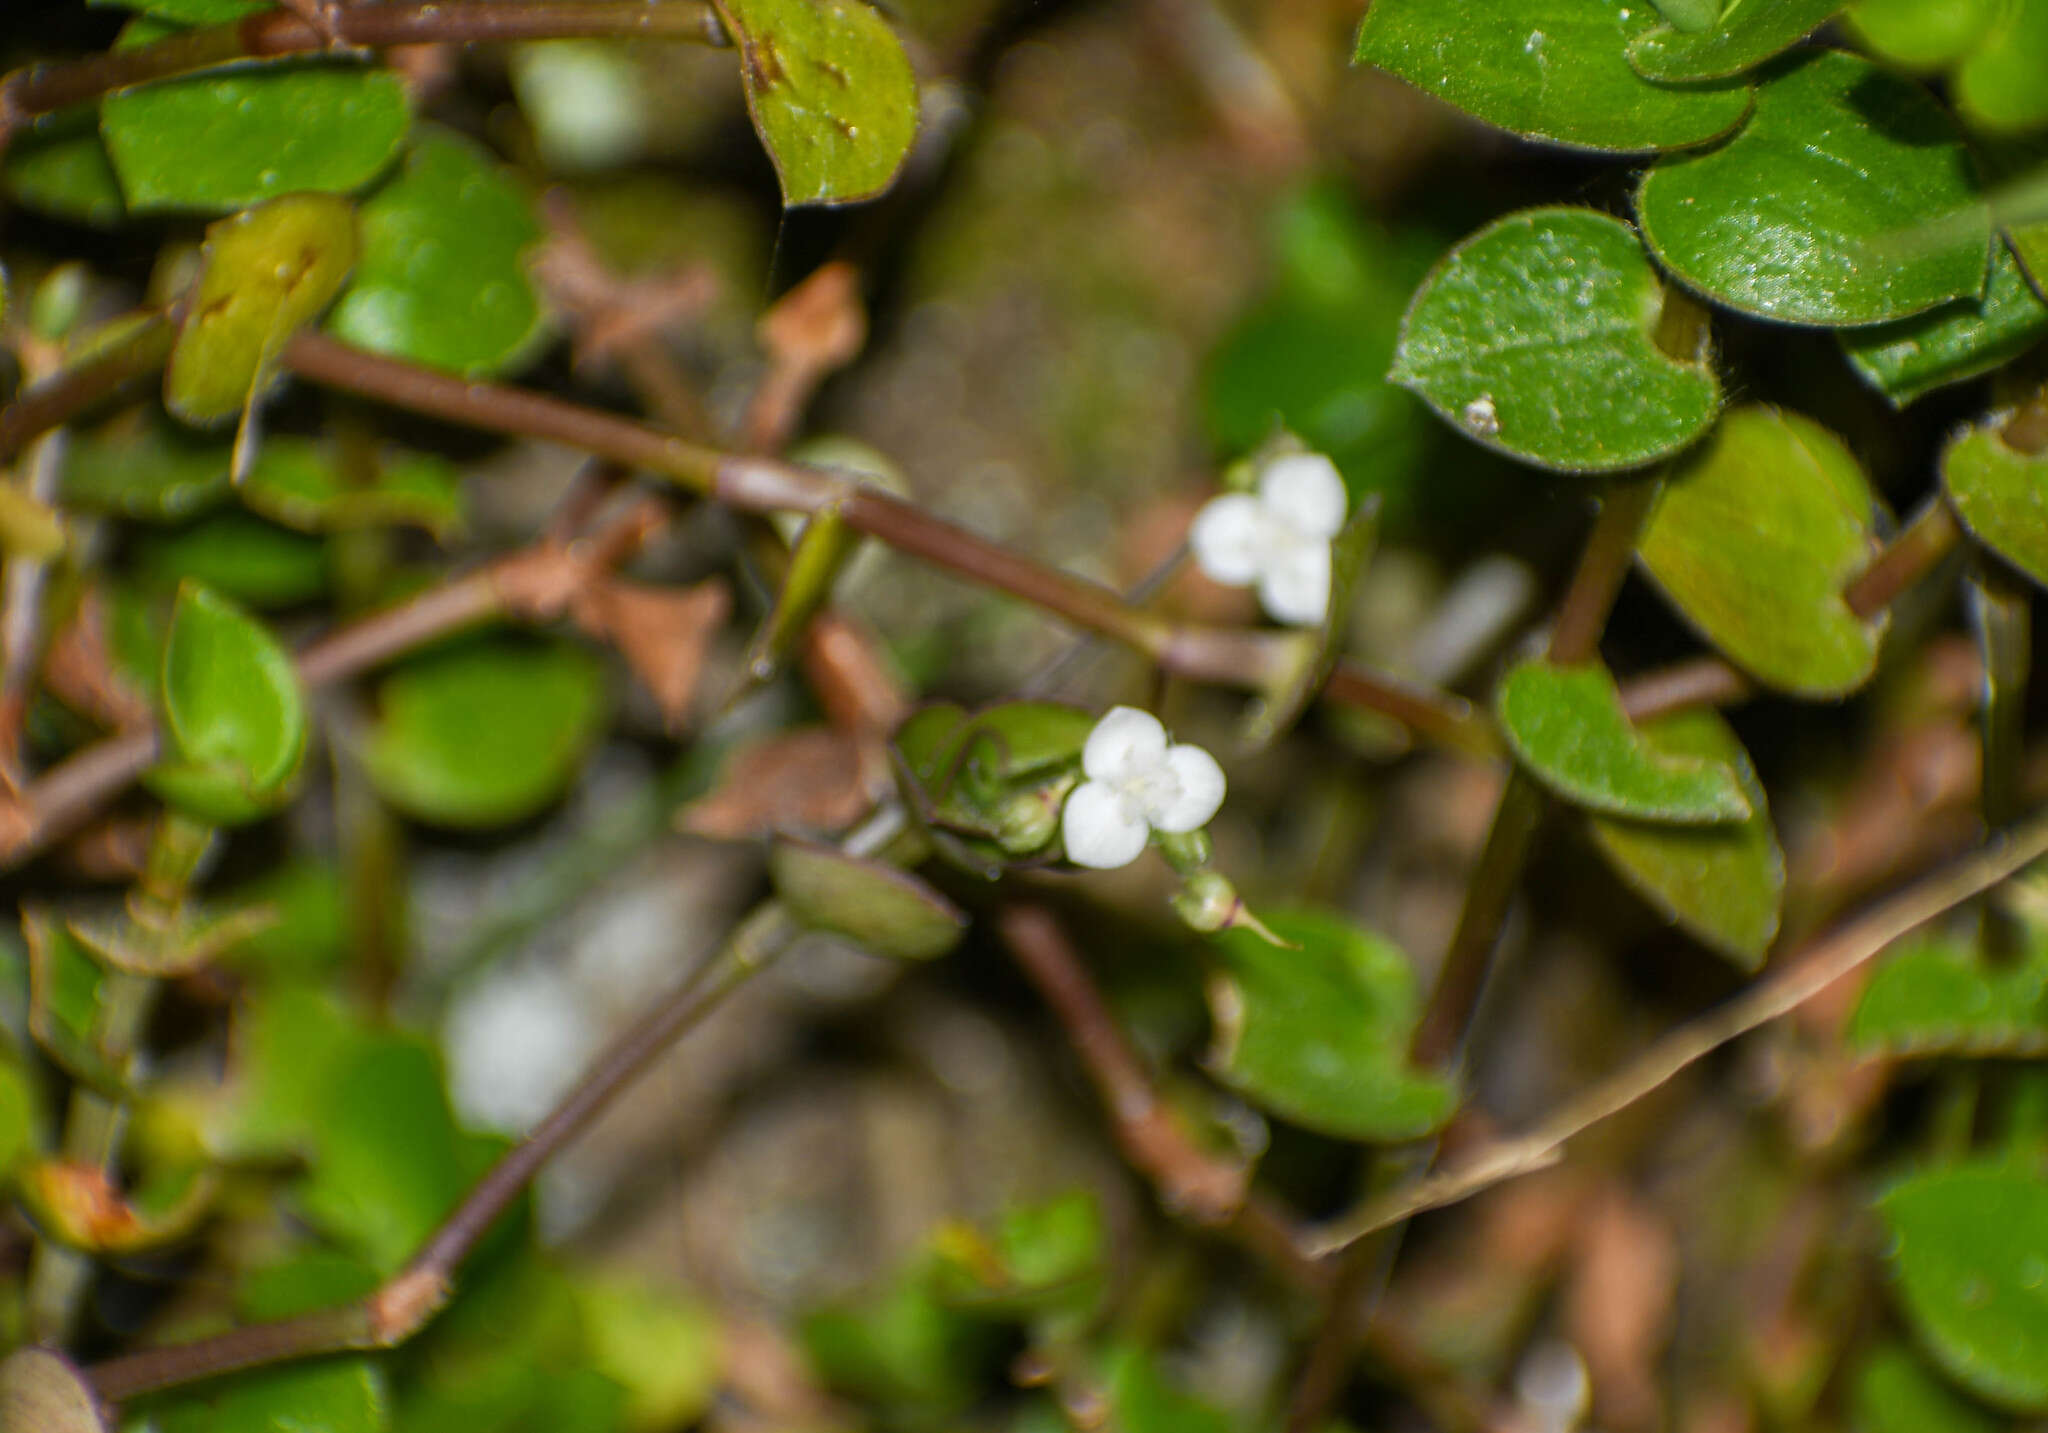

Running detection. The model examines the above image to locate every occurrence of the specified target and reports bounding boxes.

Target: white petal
[1062,780,1152,869]
[1083,705,1168,782]
[1258,538,1332,627]
[1150,744,1226,832]
[1189,494,1269,587]
[1258,453,1347,539]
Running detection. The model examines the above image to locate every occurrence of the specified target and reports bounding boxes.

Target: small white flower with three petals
[1189,451,1348,627]
[1061,706,1226,870]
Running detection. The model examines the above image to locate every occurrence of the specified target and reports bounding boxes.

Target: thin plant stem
[0,314,176,465]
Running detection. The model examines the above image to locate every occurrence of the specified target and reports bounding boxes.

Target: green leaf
[1844,242,2048,406]
[1497,658,1751,822]
[1585,707,1785,969]
[326,129,547,376]
[1848,0,1999,69]
[1099,1345,1234,1433]
[2,122,125,227]
[769,839,968,961]
[802,1270,993,1414]
[1354,0,1753,153]
[1390,207,1721,473]
[166,194,358,426]
[102,38,409,213]
[135,511,331,610]
[0,1056,37,1180]
[1636,51,1991,326]
[891,700,1093,856]
[1652,0,1724,33]
[1879,1163,2048,1411]
[1944,417,2048,588]
[241,438,466,538]
[99,0,269,20]
[1206,907,1456,1141]
[573,1276,721,1433]
[155,1358,386,1433]
[1954,0,2048,133]
[1850,930,2048,1055]
[710,0,920,206]
[216,982,363,1155]
[217,859,348,978]
[62,410,233,523]
[1636,405,1885,697]
[144,581,308,824]
[1629,0,1844,81]
[930,1191,1106,1325]
[1852,1345,2002,1433]
[24,909,122,1094]
[0,1348,110,1433]
[362,637,608,828]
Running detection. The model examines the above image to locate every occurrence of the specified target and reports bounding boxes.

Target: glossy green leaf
[62,410,232,523]
[1848,0,1998,69]
[166,194,357,426]
[2,123,125,227]
[155,1358,386,1433]
[326,129,547,376]
[1637,51,1990,326]
[362,637,608,828]
[1954,0,2048,133]
[144,581,308,824]
[1391,208,1720,473]
[136,511,331,610]
[102,36,409,214]
[1355,0,1753,153]
[1629,0,1843,81]
[711,0,920,206]
[1637,405,1885,697]
[1850,930,2048,1055]
[1586,708,1785,968]
[1498,658,1750,822]
[1206,907,1456,1141]
[1844,242,2048,406]
[1852,1345,2001,1433]
[241,438,465,537]
[769,839,968,961]
[0,1348,110,1433]
[1945,419,2048,588]
[1879,1163,2048,1410]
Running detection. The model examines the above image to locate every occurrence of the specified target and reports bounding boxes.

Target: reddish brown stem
[0,316,175,466]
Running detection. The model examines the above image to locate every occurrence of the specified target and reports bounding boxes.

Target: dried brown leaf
[574,576,730,732]
[680,725,883,840]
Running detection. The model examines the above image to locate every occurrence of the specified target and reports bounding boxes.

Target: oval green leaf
[362,636,608,828]
[1636,51,1991,326]
[155,1351,386,1433]
[166,194,358,427]
[1390,207,1721,473]
[1629,0,1844,81]
[1585,707,1784,969]
[2,123,125,228]
[1879,1163,2048,1411]
[1946,415,2048,588]
[135,511,331,610]
[1850,930,2048,1056]
[145,581,308,825]
[1498,658,1751,822]
[1852,1345,2002,1433]
[326,128,547,376]
[1354,0,1753,153]
[1637,405,1885,697]
[769,839,968,961]
[1843,241,2048,407]
[102,42,409,214]
[711,0,920,206]
[240,438,464,537]
[1206,907,1456,1142]
[1847,0,1998,69]
[62,410,233,523]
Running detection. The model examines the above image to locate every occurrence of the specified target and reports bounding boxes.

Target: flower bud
[1172,872,1239,932]
[995,789,1060,855]
[1154,827,1213,874]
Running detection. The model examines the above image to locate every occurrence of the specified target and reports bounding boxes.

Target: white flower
[1061,706,1226,870]
[1189,452,1348,626]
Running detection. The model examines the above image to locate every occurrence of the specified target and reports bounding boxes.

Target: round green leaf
[0,1348,109,1433]
[166,194,358,427]
[62,411,233,523]
[1636,51,1991,326]
[1636,405,1885,697]
[1879,1163,2048,1411]
[326,128,547,376]
[240,437,465,537]
[2,124,125,228]
[1354,0,1753,153]
[1390,207,1721,473]
[1585,707,1784,969]
[1946,418,2048,588]
[145,581,308,825]
[1847,0,1998,69]
[769,838,968,961]
[135,511,331,610]
[1206,907,1456,1142]
[154,1356,385,1433]
[362,637,608,828]
[1843,241,2048,407]
[1498,658,1751,822]
[711,0,920,206]
[1852,1345,2002,1433]
[1954,0,2048,133]
[1629,0,1844,81]
[1850,930,2048,1056]
[102,46,409,214]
